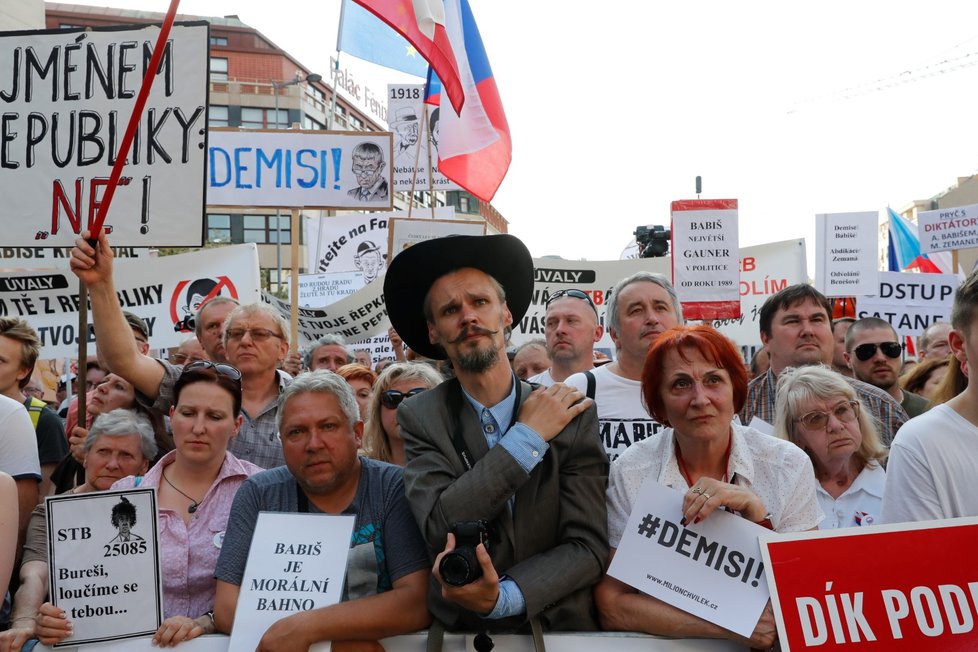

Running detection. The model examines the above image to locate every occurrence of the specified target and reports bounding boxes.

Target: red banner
[762,518,978,651]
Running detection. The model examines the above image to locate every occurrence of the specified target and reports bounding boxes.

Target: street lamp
[271,72,322,293]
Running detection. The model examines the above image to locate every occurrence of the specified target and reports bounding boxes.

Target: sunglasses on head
[183,360,242,381]
[853,341,902,362]
[380,387,426,409]
[545,289,598,316]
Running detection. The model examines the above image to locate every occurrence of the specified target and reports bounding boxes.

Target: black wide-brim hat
[384,234,533,360]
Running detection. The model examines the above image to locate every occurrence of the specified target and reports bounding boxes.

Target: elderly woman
[774,366,888,529]
[37,362,261,648]
[335,363,377,421]
[900,355,950,403]
[361,362,443,465]
[0,409,156,652]
[595,325,822,648]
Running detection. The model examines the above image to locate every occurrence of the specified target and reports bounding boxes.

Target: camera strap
[450,373,523,472]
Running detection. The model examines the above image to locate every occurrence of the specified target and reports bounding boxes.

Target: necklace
[162,469,201,514]
[675,435,732,487]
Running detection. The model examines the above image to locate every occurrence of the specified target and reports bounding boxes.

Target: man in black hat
[353,240,385,284]
[384,234,609,635]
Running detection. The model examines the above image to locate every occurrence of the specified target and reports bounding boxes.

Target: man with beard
[384,234,608,639]
[846,317,929,418]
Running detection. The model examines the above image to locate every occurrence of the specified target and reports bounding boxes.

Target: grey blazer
[399,378,609,633]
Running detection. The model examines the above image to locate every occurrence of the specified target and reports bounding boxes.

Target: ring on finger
[690,487,703,495]
[702,492,711,500]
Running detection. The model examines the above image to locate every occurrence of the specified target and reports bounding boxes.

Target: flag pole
[424,103,436,219]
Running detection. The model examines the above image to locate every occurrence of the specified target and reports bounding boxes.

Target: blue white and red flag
[887,207,949,273]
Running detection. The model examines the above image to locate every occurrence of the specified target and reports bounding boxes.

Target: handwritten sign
[207,130,393,210]
[387,217,487,261]
[294,271,364,307]
[671,199,740,319]
[47,489,162,645]
[917,203,978,254]
[1,23,209,247]
[263,278,388,347]
[229,512,354,652]
[608,481,770,638]
[815,212,879,297]
[388,84,458,191]
[856,272,957,337]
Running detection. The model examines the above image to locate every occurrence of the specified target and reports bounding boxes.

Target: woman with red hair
[595,325,821,647]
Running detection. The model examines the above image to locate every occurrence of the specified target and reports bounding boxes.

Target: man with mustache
[565,272,684,461]
[384,234,608,639]
[845,317,929,418]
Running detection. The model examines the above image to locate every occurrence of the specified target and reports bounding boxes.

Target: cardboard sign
[609,481,770,638]
[207,130,393,210]
[229,512,354,652]
[0,244,260,358]
[761,517,978,651]
[856,272,957,337]
[1,23,209,247]
[263,278,388,346]
[386,217,487,261]
[388,84,458,191]
[47,489,162,646]
[0,246,149,271]
[294,271,364,307]
[917,203,978,253]
[815,212,879,297]
[303,213,391,281]
[671,199,740,319]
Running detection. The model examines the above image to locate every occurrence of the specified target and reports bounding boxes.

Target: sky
[64,0,978,265]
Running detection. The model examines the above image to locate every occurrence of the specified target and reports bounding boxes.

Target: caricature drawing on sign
[429,107,441,160]
[172,277,238,333]
[354,240,386,284]
[108,497,145,543]
[347,142,389,202]
[391,106,420,164]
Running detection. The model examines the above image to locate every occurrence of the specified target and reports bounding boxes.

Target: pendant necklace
[162,469,202,513]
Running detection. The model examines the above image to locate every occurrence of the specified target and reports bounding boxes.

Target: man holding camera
[385,234,609,636]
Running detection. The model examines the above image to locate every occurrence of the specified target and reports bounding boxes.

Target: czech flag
[353,0,464,113]
[887,207,949,273]
[424,0,511,201]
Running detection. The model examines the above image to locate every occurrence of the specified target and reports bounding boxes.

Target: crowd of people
[0,229,974,651]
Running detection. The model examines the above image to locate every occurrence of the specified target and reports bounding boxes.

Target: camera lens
[439,548,482,586]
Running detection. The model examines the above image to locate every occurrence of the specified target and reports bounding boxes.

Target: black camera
[634,224,671,258]
[439,520,490,587]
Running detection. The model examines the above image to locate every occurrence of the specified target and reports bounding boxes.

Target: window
[350,116,364,130]
[208,106,229,128]
[303,115,325,130]
[306,85,325,102]
[210,57,228,81]
[210,36,228,46]
[206,214,231,243]
[241,107,289,129]
[243,214,290,244]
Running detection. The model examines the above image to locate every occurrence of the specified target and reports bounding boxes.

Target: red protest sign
[761,518,978,651]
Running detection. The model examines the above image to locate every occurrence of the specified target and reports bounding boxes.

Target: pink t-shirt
[113,450,262,619]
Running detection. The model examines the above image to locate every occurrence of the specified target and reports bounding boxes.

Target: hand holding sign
[69,230,115,288]
[682,478,769,527]
[34,602,72,646]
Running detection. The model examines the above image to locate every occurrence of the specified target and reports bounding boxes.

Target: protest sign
[294,271,364,307]
[388,84,458,191]
[815,212,878,297]
[856,272,957,337]
[0,244,260,358]
[917,203,978,254]
[761,517,978,651]
[263,277,389,346]
[0,246,149,271]
[2,23,209,247]
[609,481,769,638]
[229,512,354,652]
[304,213,391,280]
[207,130,393,210]
[387,217,487,260]
[47,489,162,645]
[671,199,740,319]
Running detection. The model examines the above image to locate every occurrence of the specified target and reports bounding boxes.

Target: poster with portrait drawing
[388,84,459,192]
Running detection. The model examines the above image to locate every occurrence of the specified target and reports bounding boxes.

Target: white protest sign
[47,489,162,645]
[304,213,390,280]
[388,84,459,191]
[294,271,364,307]
[917,203,978,254]
[229,512,354,652]
[207,130,393,210]
[671,200,740,319]
[387,217,487,260]
[815,212,878,297]
[0,246,149,271]
[0,244,260,358]
[857,271,957,337]
[609,481,769,638]
[2,23,209,247]
[263,278,388,347]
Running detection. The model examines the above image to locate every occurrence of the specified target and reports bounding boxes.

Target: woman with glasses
[774,365,888,529]
[335,363,377,421]
[37,362,262,648]
[362,362,444,465]
[595,326,821,648]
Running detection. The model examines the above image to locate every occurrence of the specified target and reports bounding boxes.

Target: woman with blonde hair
[900,355,950,402]
[774,365,888,529]
[361,362,443,465]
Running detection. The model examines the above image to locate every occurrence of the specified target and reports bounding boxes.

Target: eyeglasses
[352,165,380,175]
[853,341,902,362]
[226,327,283,343]
[545,289,598,316]
[183,360,242,381]
[380,387,426,409]
[795,400,860,431]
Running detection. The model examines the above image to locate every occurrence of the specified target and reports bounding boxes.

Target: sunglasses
[853,341,902,362]
[795,400,860,431]
[380,387,426,409]
[545,289,598,316]
[183,360,242,381]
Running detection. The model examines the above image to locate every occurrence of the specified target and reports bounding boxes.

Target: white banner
[670,200,740,319]
[917,203,978,254]
[294,271,364,307]
[263,278,389,347]
[1,23,209,247]
[207,130,393,210]
[815,212,878,297]
[857,272,957,337]
[609,482,769,638]
[0,244,260,358]
[0,246,150,271]
[303,213,391,280]
[387,218,488,261]
[388,84,458,191]
[47,488,163,645]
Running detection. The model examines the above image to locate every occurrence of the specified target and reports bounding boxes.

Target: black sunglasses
[853,341,903,362]
[183,360,242,381]
[380,387,426,409]
[545,289,598,316]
